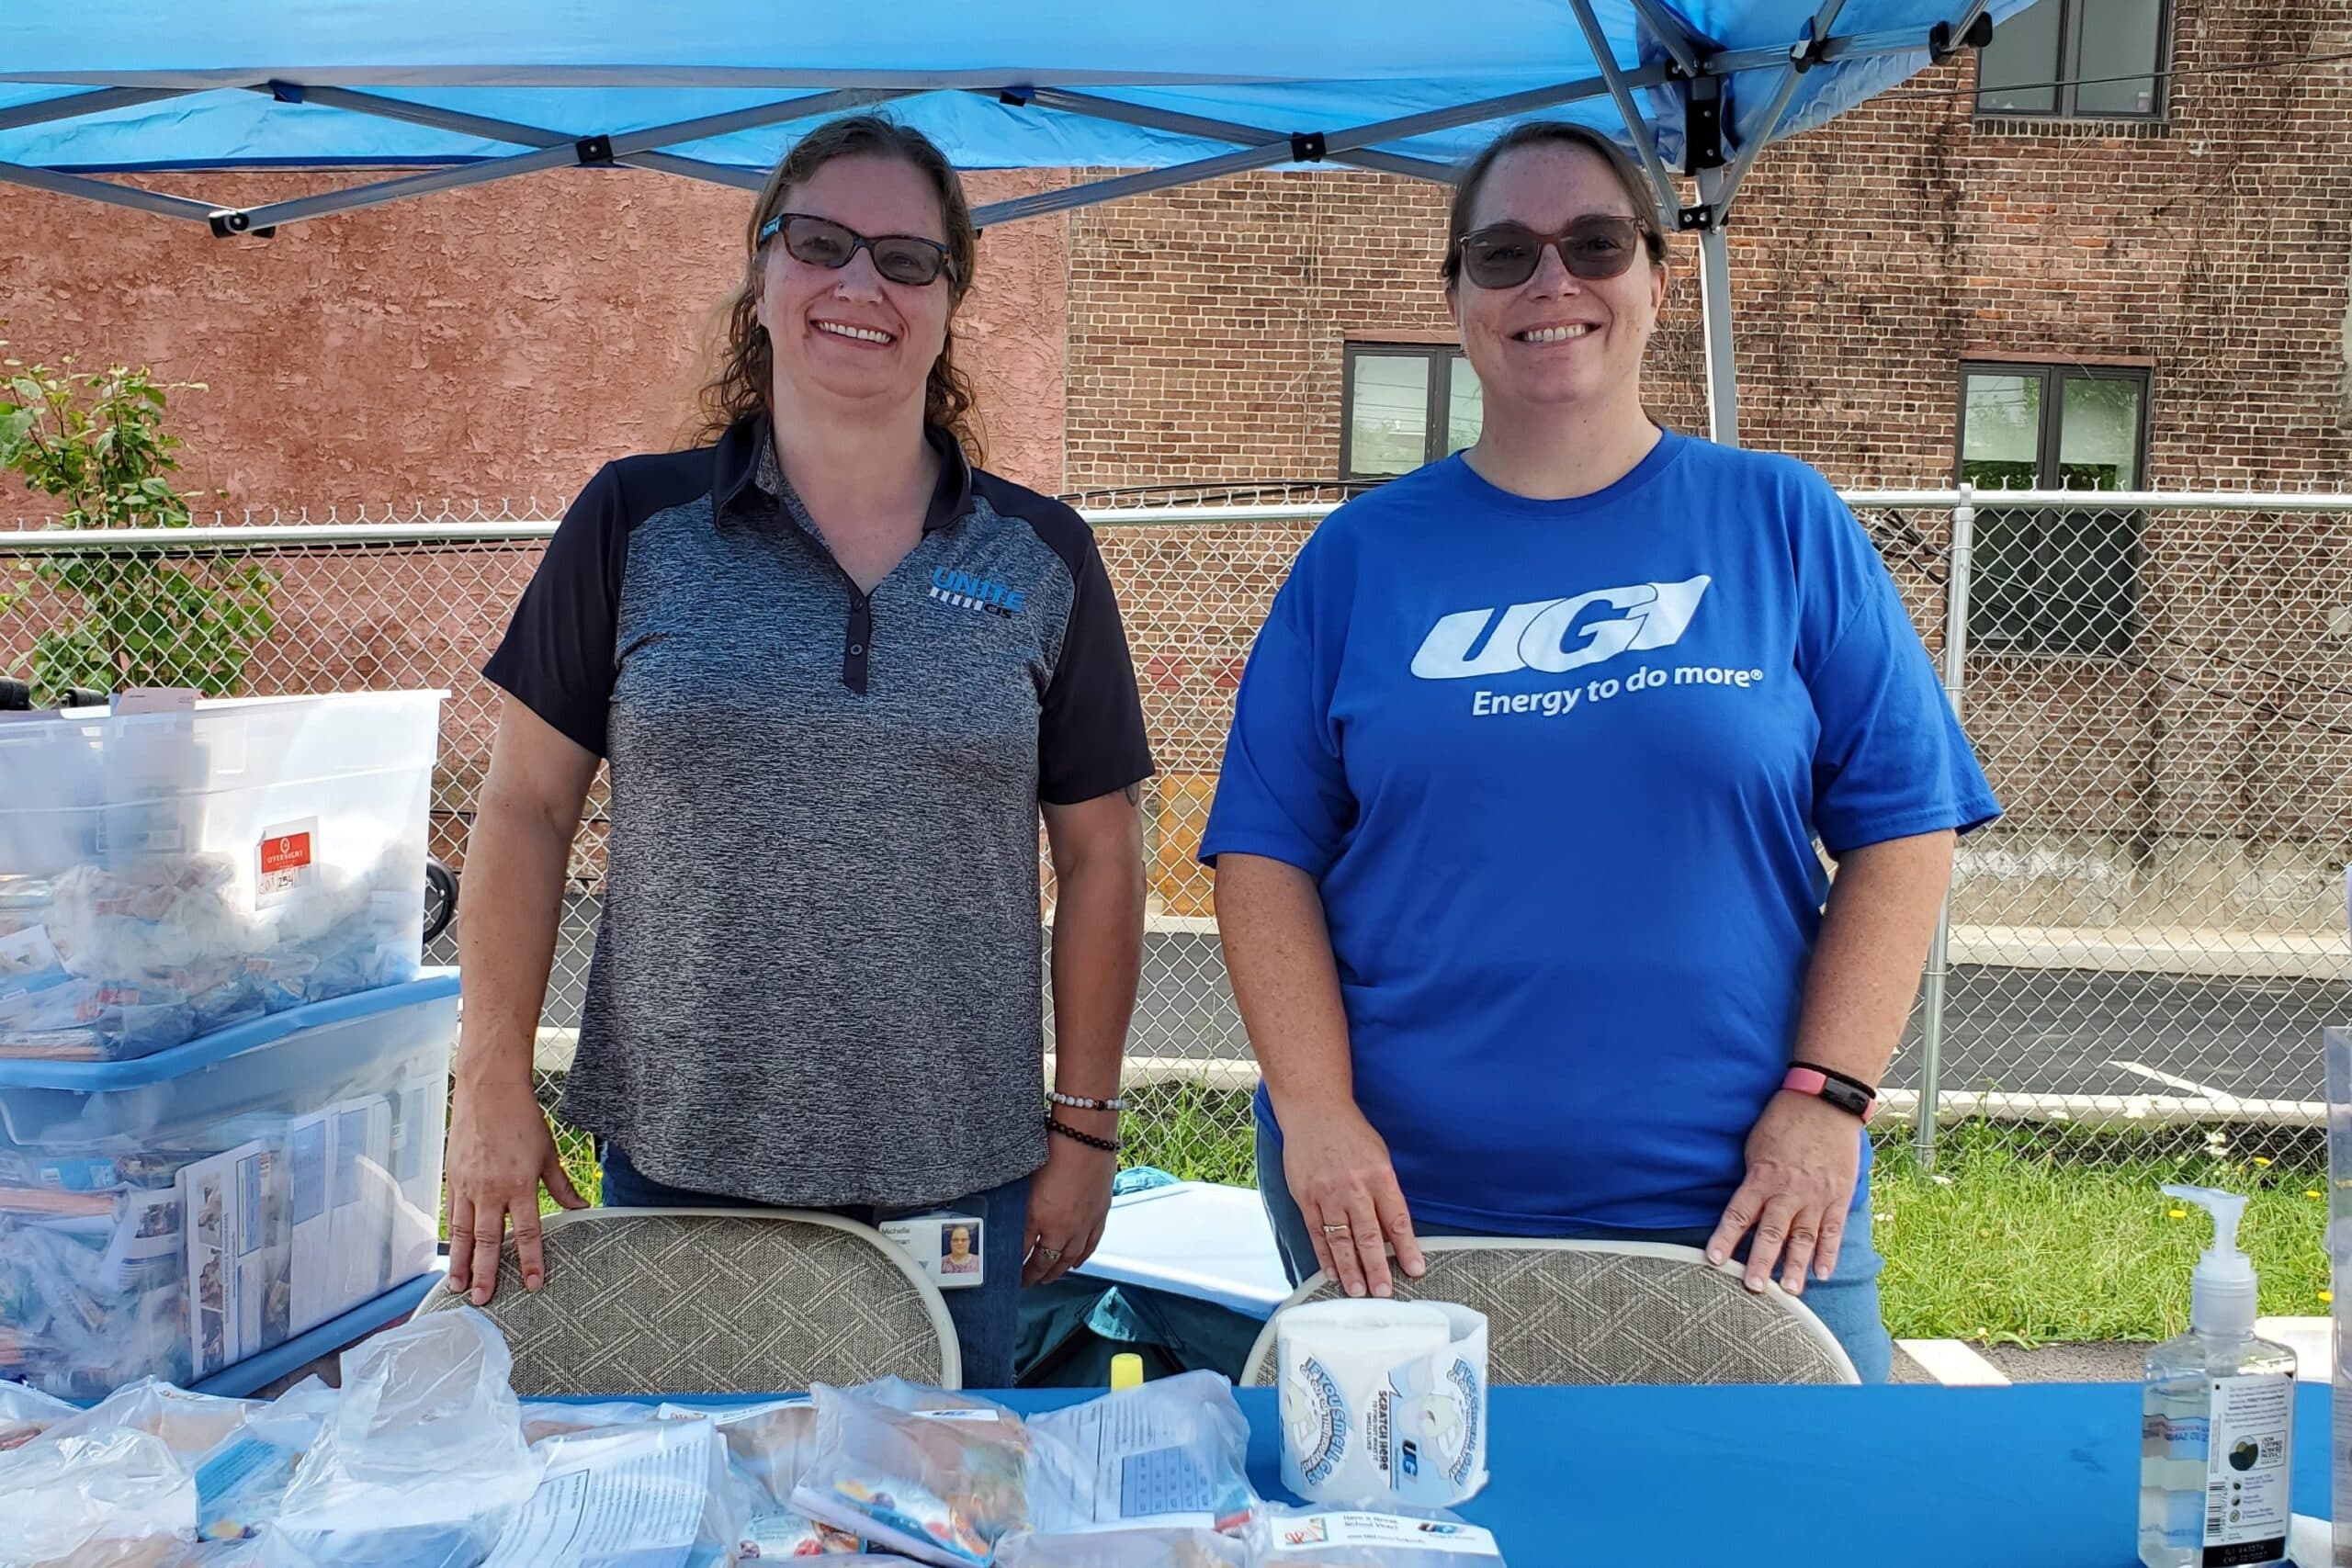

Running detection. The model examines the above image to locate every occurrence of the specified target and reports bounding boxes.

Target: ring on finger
[1035,1246,1064,1262]
[1320,1222,1351,1235]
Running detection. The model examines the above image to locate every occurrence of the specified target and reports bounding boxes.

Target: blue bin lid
[0,969,460,1089]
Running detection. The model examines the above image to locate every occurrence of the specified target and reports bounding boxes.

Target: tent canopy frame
[0,7,1997,446]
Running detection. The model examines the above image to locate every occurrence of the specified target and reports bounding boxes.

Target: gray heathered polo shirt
[483,415,1153,1206]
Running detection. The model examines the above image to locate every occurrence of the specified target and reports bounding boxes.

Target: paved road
[434,898,2348,1110]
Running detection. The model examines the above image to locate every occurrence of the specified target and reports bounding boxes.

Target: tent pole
[1710,0,1848,225]
[223,86,919,231]
[976,67,1659,228]
[1010,88,1455,182]
[0,159,218,220]
[1566,0,1683,214]
[0,85,191,134]
[1623,0,1707,76]
[1694,168,1738,447]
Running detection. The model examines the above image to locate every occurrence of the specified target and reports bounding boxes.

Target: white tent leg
[1695,168,1738,447]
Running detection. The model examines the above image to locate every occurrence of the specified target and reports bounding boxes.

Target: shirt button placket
[844,593,873,694]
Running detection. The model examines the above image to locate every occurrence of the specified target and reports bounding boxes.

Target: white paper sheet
[479,1419,721,1568]
[286,1109,337,1333]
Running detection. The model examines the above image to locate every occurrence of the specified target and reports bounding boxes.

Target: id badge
[879,1211,985,1290]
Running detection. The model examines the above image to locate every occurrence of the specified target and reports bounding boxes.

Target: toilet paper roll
[1276,1300,1489,1507]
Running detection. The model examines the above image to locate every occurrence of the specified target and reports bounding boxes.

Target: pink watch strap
[1781,1066,1877,1123]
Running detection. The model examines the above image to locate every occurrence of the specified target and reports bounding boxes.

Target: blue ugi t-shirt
[1200,431,2001,1234]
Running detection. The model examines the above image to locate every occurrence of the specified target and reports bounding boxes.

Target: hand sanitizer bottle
[2139,1184,2297,1567]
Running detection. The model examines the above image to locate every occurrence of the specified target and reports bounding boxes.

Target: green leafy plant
[0,341,276,704]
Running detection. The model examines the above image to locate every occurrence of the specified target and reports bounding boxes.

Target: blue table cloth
[645,1380,2335,1567]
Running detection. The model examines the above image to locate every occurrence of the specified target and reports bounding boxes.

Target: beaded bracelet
[1047,1089,1127,1112]
[1046,1116,1119,1154]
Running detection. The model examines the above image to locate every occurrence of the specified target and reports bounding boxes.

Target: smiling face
[947,1226,972,1258]
[754,152,956,417]
[1449,141,1665,422]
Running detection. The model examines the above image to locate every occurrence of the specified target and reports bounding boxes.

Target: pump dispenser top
[2162,1183,2258,1340]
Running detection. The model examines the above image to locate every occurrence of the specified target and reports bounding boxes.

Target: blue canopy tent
[0,0,2025,445]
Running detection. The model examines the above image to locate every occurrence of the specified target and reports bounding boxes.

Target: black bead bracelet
[1046,1116,1119,1154]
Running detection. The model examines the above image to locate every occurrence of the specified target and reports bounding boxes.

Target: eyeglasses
[757,211,956,288]
[1455,216,1652,289]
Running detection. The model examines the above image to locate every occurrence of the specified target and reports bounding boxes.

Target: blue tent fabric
[2,0,2033,188]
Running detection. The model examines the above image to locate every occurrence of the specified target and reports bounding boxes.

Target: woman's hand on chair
[1705,1089,1861,1296]
[445,1072,587,1305]
[1283,1104,1425,1300]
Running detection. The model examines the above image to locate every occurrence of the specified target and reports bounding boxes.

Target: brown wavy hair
[691,115,984,460]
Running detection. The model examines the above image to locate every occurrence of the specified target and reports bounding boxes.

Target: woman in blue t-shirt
[1200,121,2000,1382]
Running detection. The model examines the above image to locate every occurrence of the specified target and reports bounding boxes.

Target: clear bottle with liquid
[2138,1184,2297,1568]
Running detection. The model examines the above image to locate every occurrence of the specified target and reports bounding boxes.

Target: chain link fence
[6,488,2348,1182]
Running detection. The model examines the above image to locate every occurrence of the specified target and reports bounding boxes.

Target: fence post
[1913,484,1974,1169]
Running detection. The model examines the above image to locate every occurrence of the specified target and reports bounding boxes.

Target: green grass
[1871,1123,2329,1345]
[537,1088,2334,1346]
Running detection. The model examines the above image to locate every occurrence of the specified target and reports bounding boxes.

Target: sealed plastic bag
[0,1379,76,1451]
[262,1309,541,1568]
[996,1527,1255,1567]
[518,1400,677,1446]
[0,1426,198,1567]
[651,1397,871,1557]
[51,1381,257,1457]
[1025,1371,1256,1536]
[478,1416,745,1568]
[1255,1507,1508,1566]
[790,1380,1034,1566]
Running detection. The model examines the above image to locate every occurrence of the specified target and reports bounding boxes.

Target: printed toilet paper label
[1287,1356,1351,1488]
[1385,1350,1485,1504]
[1279,1303,1489,1507]
[1267,1511,1501,1556]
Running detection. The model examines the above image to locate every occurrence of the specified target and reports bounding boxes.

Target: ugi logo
[1409,575,1711,680]
[930,567,1024,619]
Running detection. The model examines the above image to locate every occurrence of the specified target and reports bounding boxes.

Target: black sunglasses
[757,211,956,288]
[1456,216,1652,289]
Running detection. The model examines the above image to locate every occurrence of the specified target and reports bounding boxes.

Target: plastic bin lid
[0,969,459,1089]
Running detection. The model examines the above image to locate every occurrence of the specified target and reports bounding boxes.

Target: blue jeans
[598,1143,1033,1390]
[1253,1121,1893,1383]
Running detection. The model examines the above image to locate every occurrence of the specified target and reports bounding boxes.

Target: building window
[1958,363,2149,656]
[1974,0,2167,118]
[1341,344,1484,479]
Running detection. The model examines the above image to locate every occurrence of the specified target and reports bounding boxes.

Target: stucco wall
[1,165,1068,515]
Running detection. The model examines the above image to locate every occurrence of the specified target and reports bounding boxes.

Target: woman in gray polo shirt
[445,116,1154,1388]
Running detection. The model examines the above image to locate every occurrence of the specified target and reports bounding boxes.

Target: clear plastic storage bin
[0,973,458,1400]
[0,691,444,1062]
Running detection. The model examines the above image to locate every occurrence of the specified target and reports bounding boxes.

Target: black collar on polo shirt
[711,413,976,534]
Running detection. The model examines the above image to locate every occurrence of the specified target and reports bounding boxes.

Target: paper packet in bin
[1255,1506,1508,1565]
[790,1380,1034,1566]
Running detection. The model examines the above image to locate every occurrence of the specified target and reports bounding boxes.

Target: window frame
[1972,0,2172,121]
[1952,359,2154,659]
[1340,342,1480,480]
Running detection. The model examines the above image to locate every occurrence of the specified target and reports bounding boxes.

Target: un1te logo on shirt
[929,566,1025,618]
[1409,575,1711,680]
